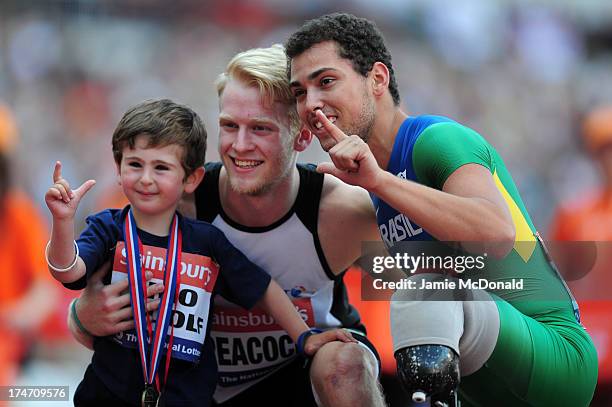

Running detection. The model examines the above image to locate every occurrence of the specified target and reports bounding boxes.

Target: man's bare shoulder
[318,174,381,274]
[320,174,372,212]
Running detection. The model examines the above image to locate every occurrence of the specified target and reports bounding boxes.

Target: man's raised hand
[314,110,383,191]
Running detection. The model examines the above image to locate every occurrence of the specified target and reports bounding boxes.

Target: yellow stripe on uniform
[493,171,536,262]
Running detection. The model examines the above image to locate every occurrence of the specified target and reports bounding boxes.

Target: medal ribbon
[124,209,182,390]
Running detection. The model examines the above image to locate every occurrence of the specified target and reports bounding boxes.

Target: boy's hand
[303,328,357,356]
[45,161,96,220]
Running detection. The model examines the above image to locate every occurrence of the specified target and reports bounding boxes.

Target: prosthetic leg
[391,274,499,406]
[395,344,460,407]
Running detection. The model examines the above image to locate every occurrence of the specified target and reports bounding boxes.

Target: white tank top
[195,163,362,403]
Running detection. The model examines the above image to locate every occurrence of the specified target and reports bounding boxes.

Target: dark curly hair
[285,13,400,106]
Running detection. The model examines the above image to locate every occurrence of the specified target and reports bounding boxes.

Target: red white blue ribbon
[124,209,182,390]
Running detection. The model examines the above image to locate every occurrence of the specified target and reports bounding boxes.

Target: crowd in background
[1,0,611,229]
[1,0,612,405]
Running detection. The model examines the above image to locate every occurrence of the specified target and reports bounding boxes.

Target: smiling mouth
[232,158,263,169]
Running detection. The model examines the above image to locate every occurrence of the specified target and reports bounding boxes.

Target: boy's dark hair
[285,13,400,106]
[112,99,207,176]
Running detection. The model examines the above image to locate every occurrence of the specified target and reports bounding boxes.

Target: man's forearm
[371,168,515,257]
[67,298,94,350]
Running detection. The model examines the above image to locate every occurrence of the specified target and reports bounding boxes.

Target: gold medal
[141,385,158,407]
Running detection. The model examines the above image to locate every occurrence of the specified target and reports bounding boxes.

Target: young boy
[44,99,353,406]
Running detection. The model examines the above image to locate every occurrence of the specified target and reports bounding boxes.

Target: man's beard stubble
[227,147,295,197]
[339,91,376,144]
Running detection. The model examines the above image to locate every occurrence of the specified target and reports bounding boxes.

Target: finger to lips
[315,110,348,143]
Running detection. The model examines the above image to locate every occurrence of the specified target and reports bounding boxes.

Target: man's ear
[294,126,313,152]
[370,62,390,99]
[184,166,205,194]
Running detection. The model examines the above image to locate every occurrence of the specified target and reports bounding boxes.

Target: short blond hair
[216,44,299,137]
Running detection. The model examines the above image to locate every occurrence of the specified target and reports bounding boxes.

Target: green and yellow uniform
[372,115,598,406]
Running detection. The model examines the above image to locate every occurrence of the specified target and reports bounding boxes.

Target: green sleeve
[412,122,494,189]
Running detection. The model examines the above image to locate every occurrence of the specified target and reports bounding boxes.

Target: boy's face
[218,79,296,196]
[289,41,376,151]
[117,134,199,217]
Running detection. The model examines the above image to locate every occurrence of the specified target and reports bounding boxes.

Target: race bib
[211,297,314,389]
[111,242,219,363]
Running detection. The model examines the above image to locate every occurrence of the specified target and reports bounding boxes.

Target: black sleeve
[195,162,223,222]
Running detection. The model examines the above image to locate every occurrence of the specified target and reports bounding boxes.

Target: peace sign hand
[45,161,96,220]
[314,110,384,191]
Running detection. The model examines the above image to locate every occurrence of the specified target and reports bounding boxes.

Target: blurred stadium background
[1,0,612,405]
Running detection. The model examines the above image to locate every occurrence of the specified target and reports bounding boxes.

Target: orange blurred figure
[0,103,60,394]
[549,104,612,383]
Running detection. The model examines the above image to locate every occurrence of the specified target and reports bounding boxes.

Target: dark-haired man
[286,12,597,407]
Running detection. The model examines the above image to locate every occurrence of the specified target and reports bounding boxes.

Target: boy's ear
[115,162,122,185]
[294,126,313,152]
[184,166,205,194]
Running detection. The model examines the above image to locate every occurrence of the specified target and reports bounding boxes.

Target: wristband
[296,328,323,357]
[70,298,93,337]
[46,240,79,272]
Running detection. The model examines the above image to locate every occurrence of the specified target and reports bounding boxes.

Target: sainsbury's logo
[114,242,219,289]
